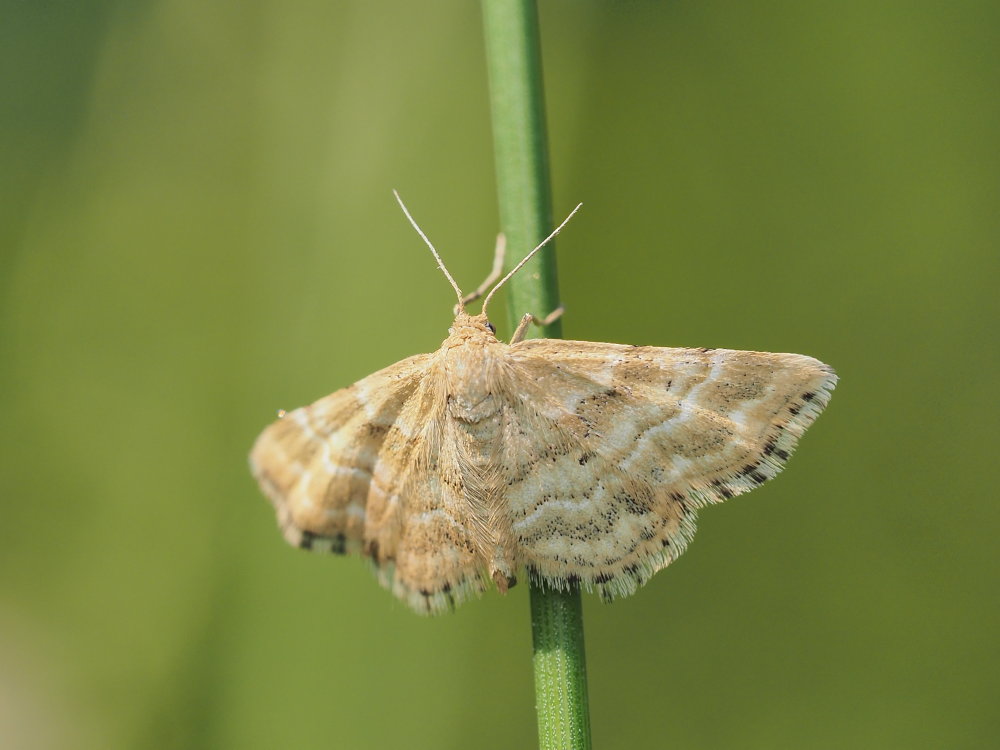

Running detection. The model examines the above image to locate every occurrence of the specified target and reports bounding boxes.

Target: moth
[250,194,837,614]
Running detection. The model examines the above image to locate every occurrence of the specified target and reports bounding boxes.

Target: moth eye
[486,322,497,334]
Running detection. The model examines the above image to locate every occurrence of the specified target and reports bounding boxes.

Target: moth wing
[371,376,487,614]
[249,352,431,555]
[504,339,837,600]
[250,353,486,615]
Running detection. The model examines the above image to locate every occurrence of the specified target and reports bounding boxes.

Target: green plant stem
[481,2,592,749]
[481,0,560,339]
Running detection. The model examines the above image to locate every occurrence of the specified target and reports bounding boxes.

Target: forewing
[505,339,837,600]
[250,353,486,615]
[249,353,430,554]
[365,374,486,615]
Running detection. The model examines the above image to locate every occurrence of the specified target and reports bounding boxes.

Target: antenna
[393,190,466,312]
[481,203,582,317]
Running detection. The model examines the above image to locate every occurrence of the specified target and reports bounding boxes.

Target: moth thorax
[441,345,503,423]
[447,390,503,425]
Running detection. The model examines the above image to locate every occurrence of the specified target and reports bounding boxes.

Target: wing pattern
[251,332,836,613]
[250,353,488,613]
[505,340,837,600]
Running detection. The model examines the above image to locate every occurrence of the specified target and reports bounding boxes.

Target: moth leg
[510,305,565,344]
[453,233,506,314]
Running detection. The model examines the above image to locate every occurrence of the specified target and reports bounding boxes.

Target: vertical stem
[481,2,592,749]
[528,585,592,750]
[481,0,561,339]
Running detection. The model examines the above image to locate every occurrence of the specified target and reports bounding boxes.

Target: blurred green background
[2,1,998,748]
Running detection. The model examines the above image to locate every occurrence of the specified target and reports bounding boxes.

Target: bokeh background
[3,1,998,748]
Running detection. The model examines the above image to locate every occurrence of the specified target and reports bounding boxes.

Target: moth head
[447,312,498,343]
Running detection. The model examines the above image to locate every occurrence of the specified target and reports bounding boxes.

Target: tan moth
[249,194,837,614]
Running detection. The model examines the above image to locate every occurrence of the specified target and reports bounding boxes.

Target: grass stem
[481,2,592,747]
